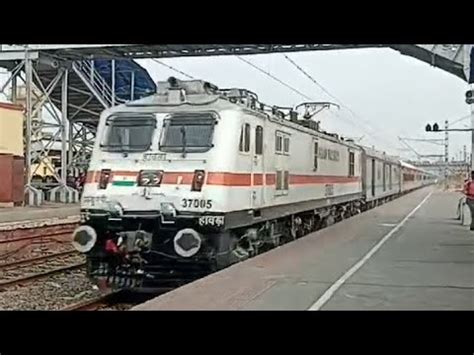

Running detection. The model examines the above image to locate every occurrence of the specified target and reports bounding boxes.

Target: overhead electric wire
[282,54,410,152]
[399,113,472,157]
[281,54,396,148]
[151,55,312,105]
[237,55,394,148]
[236,56,312,101]
[398,136,422,158]
[282,54,378,129]
[149,55,411,155]
[447,114,472,126]
[237,56,366,130]
[283,55,388,136]
[151,58,196,80]
[282,55,344,107]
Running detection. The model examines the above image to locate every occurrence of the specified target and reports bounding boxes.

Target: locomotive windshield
[102,114,156,152]
[160,113,216,153]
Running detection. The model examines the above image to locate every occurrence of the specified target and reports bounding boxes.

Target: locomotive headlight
[72,225,97,253]
[107,201,123,216]
[191,170,206,192]
[173,228,202,258]
[160,202,176,216]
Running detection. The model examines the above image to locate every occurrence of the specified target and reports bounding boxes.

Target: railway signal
[466,89,474,105]
[425,123,440,132]
[425,123,474,132]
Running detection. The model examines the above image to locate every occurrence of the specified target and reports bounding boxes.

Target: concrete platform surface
[134,187,474,311]
[0,202,79,224]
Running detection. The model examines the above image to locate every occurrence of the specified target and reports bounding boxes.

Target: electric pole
[445,120,449,189]
[470,85,474,174]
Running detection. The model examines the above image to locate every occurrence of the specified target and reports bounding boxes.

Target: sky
[136,48,471,161]
[0,47,470,162]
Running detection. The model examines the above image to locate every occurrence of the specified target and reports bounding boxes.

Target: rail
[61,291,123,311]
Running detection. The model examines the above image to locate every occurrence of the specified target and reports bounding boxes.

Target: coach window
[275,133,283,153]
[283,171,289,190]
[255,125,263,155]
[283,137,290,154]
[239,123,250,153]
[349,151,355,177]
[275,131,290,155]
[275,170,289,194]
[276,170,283,191]
[382,163,386,191]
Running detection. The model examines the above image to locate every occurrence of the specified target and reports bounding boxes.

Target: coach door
[274,130,290,199]
[398,166,402,191]
[371,158,376,197]
[360,150,367,197]
[238,122,254,210]
[251,124,265,209]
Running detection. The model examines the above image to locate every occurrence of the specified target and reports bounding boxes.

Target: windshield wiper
[101,143,148,152]
[102,143,126,147]
[180,125,187,158]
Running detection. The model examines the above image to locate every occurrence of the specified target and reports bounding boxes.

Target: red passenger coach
[400,161,434,193]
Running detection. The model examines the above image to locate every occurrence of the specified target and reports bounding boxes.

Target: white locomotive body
[73,78,436,291]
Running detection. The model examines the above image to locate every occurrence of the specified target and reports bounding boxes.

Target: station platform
[0,202,79,225]
[134,187,474,310]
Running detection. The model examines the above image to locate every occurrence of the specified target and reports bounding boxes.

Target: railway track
[61,291,122,311]
[0,251,85,289]
[0,249,77,269]
[61,291,154,311]
[0,220,105,310]
[0,222,77,245]
[0,221,78,264]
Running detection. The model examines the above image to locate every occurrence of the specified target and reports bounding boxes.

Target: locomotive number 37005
[181,199,213,209]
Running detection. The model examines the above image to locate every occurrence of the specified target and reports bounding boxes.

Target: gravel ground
[0,267,103,310]
[0,241,73,267]
[0,253,85,281]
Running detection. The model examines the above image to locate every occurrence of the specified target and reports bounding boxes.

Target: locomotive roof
[358,145,400,163]
[106,77,362,149]
[400,161,433,175]
[400,161,418,170]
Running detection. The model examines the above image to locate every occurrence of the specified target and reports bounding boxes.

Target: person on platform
[76,172,86,198]
[463,171,474,230]
[457,178,469,220]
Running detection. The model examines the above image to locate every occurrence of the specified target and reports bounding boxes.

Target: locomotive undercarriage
[80,186,430,293]
[81,197,368,292]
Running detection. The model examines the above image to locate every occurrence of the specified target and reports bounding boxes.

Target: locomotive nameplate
[318,147,340,161]
[143,153,166,161]
[181,199,213,209]
[82,195,108,207]
[199,216,225,227]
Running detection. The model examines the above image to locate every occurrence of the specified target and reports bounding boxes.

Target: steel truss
[1,44,470,82]
[0,51,120,205]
